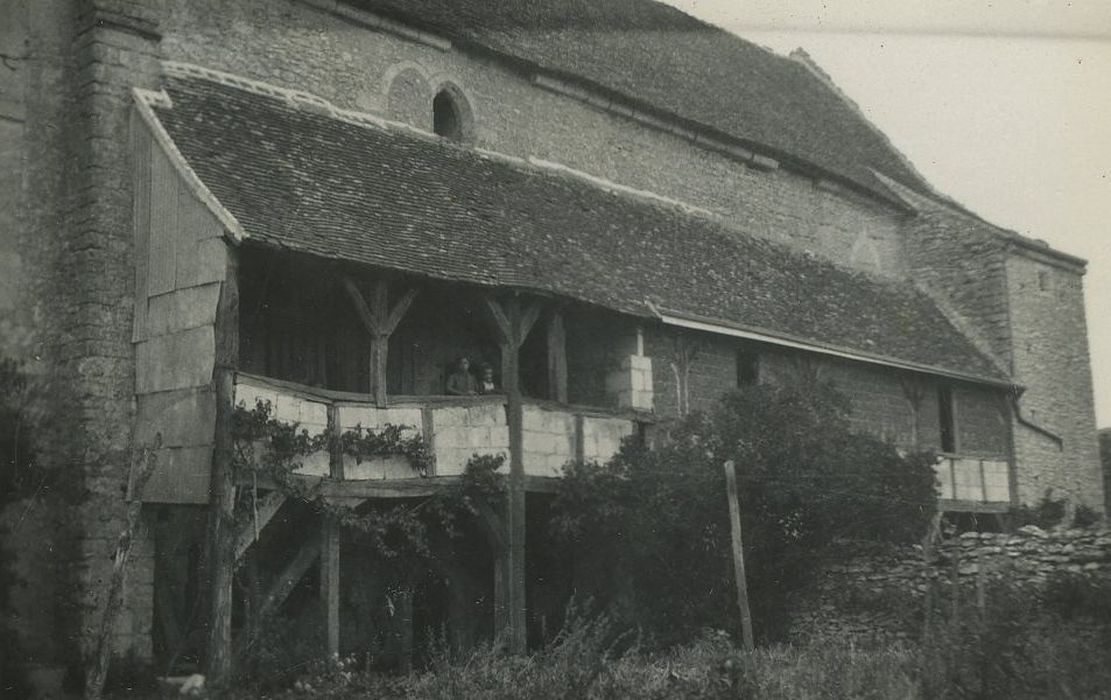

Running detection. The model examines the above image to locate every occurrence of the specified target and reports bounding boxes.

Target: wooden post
[322,406,343,657]
[398,589,414,674]
[207,256,240,680]
[206,368,238,680]
[483,295,541,654]
[547,309,568,404]
[321,520,341,657]
[327,403,344,480]
[723,460,754,652]
[342,276,418,407]
[369,333,389,407]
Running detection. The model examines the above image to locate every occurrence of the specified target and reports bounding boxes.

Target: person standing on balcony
[478,363,497,394]
[446,357,479,396]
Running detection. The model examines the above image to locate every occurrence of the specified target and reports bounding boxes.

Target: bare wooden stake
[723,459,754,652]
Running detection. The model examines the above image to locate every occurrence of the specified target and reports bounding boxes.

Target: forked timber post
[342,275,419,407]
[484,294,542,654]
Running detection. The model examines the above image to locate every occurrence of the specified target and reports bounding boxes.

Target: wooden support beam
[369,333,389,407]
[321,521,341,657]
[206,370,237,679]
[483,297,513,349]
[475,501,506,553]
[234,491,287,560]
[257,538,323,621]
[252,473,557,499]
[547,310,568,404]
[421,407,436,476]
[482,295,535,654]
[318,476,463,499]
[328,404,344,480]
[342,276,419,406]
[397,589,414,674]
[383,288,419,336]
[573,414,585,464]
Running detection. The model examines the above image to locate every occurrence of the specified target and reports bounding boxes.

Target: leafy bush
[1009,492,1068,530]
[1072,503,1102,529]
[551,380,937,646]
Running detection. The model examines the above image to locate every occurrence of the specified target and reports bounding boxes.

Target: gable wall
[155,0,908,279]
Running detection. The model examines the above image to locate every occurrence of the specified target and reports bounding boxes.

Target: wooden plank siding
[131,115,232,504]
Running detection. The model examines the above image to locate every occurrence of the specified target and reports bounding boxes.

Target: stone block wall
[431,402,509,476]
[644,327,738,419]
[1006,253,1103,510]
[9,0,166,668]
[790,527,1111,644]
[897,185,1014,369]
[152,0,908,279]
[581,416,634,465]
[521,404,576,477]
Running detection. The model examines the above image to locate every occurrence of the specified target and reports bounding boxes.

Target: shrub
[552,380,937,646]
[1009,492,1068,530]
[1072,503,1101,529]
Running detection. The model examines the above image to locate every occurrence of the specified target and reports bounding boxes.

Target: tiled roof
[348,0,930,199]
[150,74,1009,385]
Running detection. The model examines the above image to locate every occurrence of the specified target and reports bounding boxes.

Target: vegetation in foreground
[99,380,1109,699]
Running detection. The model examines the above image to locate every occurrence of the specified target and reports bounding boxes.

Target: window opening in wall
[938,385,956,453]
[1037,270,1052,292]
[736,348,759,387]
[433,89,462,141]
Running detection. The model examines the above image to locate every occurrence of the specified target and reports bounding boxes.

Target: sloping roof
[147,73,1009,386]
[347,0,930,199]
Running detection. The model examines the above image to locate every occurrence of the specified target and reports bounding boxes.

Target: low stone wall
[789,526,1111,643]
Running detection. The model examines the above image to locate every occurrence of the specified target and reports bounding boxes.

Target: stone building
[0,0,1103,682]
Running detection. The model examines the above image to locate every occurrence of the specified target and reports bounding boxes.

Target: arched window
[433,89,463,140]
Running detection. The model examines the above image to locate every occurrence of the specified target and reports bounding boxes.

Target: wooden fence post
[723,460,754,652]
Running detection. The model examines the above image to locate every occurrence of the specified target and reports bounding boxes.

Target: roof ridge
[788,48,936,195]
[871,169,1087,268]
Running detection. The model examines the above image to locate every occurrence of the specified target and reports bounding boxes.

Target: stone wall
[10,0,165,669]
[645,327,1009,463]
[791,526,1111,643]
[154,0,908,279]
[431,403,510,477]
[1006,253,1104,510]
[0,0,26,340]
[896,184,1013,370]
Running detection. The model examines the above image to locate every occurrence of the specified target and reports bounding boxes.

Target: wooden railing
[233,372,637,480]
[934,454,1012,510]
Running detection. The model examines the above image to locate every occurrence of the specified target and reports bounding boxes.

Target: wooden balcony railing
[233,372,636,481]
[934,454,1012,511]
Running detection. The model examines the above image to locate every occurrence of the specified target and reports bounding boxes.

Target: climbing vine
[232,400,505,560]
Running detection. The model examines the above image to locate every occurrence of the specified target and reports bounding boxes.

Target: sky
[663,0,1111,427]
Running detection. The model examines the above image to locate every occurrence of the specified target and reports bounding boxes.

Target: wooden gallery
[0,0,1103,683]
